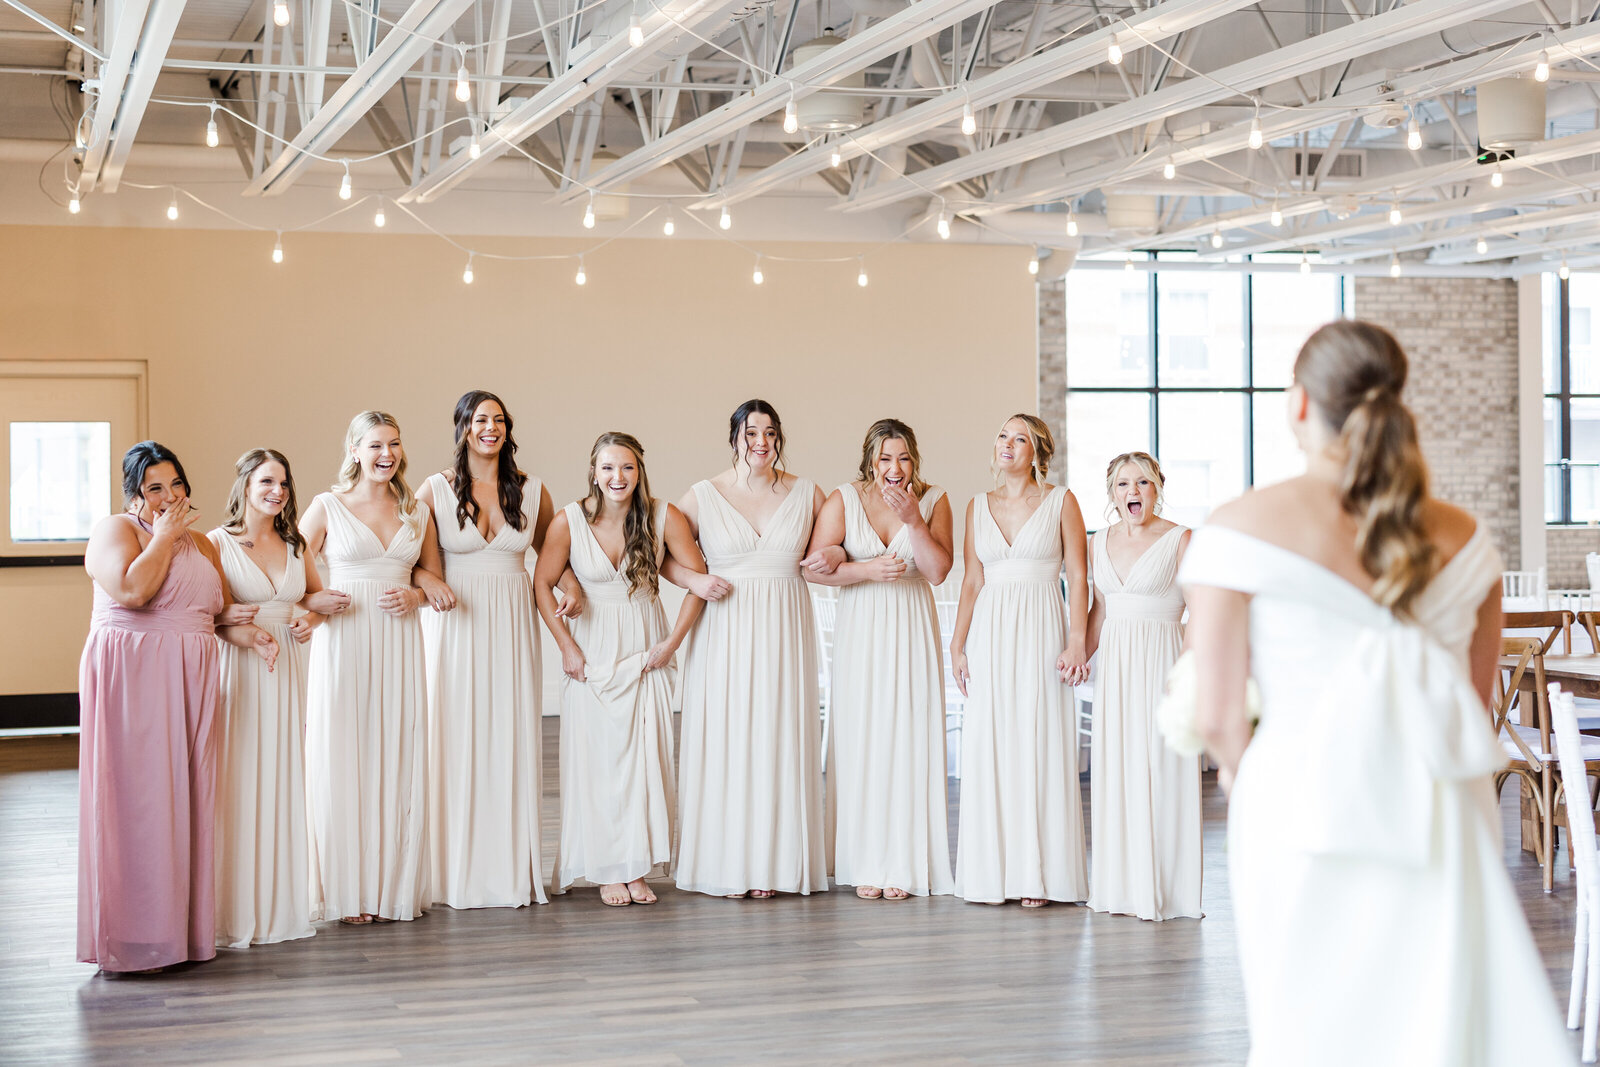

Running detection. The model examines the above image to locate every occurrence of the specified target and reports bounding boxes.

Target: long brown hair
[855,418,931,497]
[222,448,306,554]
[449,390,527,533]
[334,410,422,537]
[1294,319,1435,614]
[581,432,659,596]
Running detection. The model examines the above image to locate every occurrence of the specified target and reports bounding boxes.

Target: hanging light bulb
[662,212,675,237]
[582,193,596,229]
[1491,162,1504,188]
[271,234,284,263]
[719,207,732,230]
[205,106,219,148]
[374,205,386,228]
[1125,252,1135,272]
[1406,115,1422,152]
[1248,112,1263,151]
[1561,257,1571,280]
[936,210,951,240]
[1299,252,1310,274]
[166,192,179,221]
[462,255,475,285]
[1107,40,1122,66]
[1270,201,1283,227]
[831,145,842,169]
[575,257,587,286]
[455,48,472,103]
[1162,160,1176,180]
[628,3,645,49]
[68,192,81,214]
[1066,209,1078,238]
[1476,236,1488,254]
[961,97,976,137]
[469,125,481,160]
[1027,254,1039,276]
[857,259,868,287]
[1210,228,1223,249]
[1535,48,1550,83]
[272,0,290,26]
[783,94,798,135]
[1389,253,1402,278]
[1388,203,1402,226]
[338,163,352,201]
[753,257,764,285]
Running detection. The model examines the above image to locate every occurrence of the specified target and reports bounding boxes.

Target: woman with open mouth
[419,390,579,911]
[210,447,351,948]
[534,432,711,907]
[805,418,955,900]
[300,410,454,925]
[949,415,1091,908]
[79,441,279,973]
[1085,452,1200,922]
[671,399,830,900]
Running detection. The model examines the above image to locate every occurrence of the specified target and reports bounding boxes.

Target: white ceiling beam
[837,0,1527,215]
[77,0,188,193]
[245,0,478,196]
[1318,199,1600,263]
[479,0,514,113]
[544,0,1006,208]
[399,0,748,204]
[703,0,1257,209]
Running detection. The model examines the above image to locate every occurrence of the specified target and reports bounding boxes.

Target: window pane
[1066,270,1151,387]
[1573,274,1600,394]
[1545,272,1561,395]
[1156,270,1245,387]
[1251,392,1305,488]
[1066,392,1151,526]
[1157,393,1247,527]
[1250,272,1342,387]
[1547,397,1565,522]
[10,421,112,541]
[1548,465,1565,525]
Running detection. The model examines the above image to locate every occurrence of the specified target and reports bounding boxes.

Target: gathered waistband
[1102,592,1184,622]
[982,560,1061,584]
[706,553,803,580]
[331,560,413,585]
[92,604,214,636]
[444,550,529,577]
[251,602,295,626]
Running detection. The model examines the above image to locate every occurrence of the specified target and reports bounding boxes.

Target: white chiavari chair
[1550,684,1600,1063]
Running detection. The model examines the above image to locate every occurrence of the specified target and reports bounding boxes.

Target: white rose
[1156,649,1261,758]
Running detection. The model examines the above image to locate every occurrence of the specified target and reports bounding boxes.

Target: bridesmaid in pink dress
[79,442,279,973]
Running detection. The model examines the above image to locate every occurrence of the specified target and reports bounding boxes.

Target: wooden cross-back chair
[1506,609,1576,656]
[1496,635,1557,892]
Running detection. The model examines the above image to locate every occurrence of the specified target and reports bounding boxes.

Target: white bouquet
[1156,650,1261,757]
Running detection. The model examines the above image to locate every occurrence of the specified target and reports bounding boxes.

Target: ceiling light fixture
[961,95,976,137]
[1491,162,1504,188]
[455,47,472,103]
[1108,39,1123,66]
[1388,203,1402,226]
[462,254,475,285]
[753,257,764,285]
[205,105,219,148]
[1163,160,1176,180]
[166,191,179,221]
[1389,253,1402,278]
[1270,200,1283,227]
[338,163,352,200]
[1535,48,1550,83]
[719,207,732,230]
[271,233,284,263]
[1406,115,1422,151]
[857,257,868,287]
[1299,252,1310,274]
[1476,236,1487,254]
[575,256,587,286]
[273,0,290,26]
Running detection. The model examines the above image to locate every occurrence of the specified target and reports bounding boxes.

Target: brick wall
[1037,279,1067,458]
[1352,276,1523,569]
[1548,526,1600,587]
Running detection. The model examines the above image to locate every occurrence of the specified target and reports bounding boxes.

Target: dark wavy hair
[728,398,788,485]
[121,441,191,506]
[221,448,306,554]
[450,390,527,533]
[581,432,658,597]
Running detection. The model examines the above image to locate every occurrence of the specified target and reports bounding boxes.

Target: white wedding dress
[675,478,827,896]
[954,486,1088,904]
[1089,524,1202,920]
[1180,523,1570,1066]
[423,473,547,909]
[828,484,953,897]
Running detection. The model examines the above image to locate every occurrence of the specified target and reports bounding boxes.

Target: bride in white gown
[1182,320,1569,1065]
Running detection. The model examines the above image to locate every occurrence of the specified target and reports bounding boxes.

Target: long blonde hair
[335,410,422,537]
[1103,451,1165,523]
[855,418,931,497]
[581,432,659,597]
[1294,320,1435,615]
[993,413,1056,485]
[222,448,306,554]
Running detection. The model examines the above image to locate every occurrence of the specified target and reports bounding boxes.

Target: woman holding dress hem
[949,414,1091,907]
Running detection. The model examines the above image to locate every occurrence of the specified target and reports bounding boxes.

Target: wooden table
[1500,652,1600,700]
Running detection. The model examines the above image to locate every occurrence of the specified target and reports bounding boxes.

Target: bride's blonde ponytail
[1294,321,1436,615]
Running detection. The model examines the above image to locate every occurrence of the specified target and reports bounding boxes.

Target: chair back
[1505,609,1575,655]
[1504,567,1549,600]
[1549,684,1600,887]
[1497,637,1549,767]
[1587,551,1600,592]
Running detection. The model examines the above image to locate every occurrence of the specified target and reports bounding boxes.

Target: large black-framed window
[1544,272,1600,524]
[1063,252,1347,528]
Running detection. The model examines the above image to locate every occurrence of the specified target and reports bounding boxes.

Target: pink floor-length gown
[78,515,223,971]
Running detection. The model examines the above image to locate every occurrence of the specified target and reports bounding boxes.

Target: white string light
[936,202,951,240]
[582,192,596,228]
[575,256,587,285]
[1270,200,1282,227]
[1247,106,1263,151]
[857,257,868,287]
[960,94,976,137]
[1535,48,1550,82]
[783,92,799,135]
[1162,160,1176,180]
[1388,203,1402,226]
[1491,162,1504,188]
[272,0,290,26]
[1124,252,1135,272]
[830,144,842,169]
[719,206,732,230]
[271,232,284,263]
[469,125,481,160]
[662,211,674,236]
[166,191,179,221]
[627,0,644,48]
[374,204,386,228]
[205,104,219,148]
[1389,252,1401,278]
[455,46,472,103]
[1027,252,1039,275]
[338,162,352,200]
[1065,209,1078,238]
[1476,236,1488,254]
[1406,115,1422,152]
[752,256,764,285]
[1210,227,1223,249]
[68,191,81,214]
[1107,39,1123,65]
[1299,252,1310,274]
[462,253,475,284]
[1561,256,1571,280]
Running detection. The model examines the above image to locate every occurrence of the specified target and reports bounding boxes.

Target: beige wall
[0,224,1037,695]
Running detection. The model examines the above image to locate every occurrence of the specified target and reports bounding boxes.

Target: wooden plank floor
[0,723,1582,1066]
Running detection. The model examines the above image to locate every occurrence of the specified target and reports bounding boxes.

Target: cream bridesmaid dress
[675,478,827,897]
[424,473,547,909]
[210,532,315,946]
[304,493,430,921]
[1180,524,1570,1066]
[828,484,954,896]
[550,500,676,893]
[954,486,1088,904]
[1089,524,1201,920]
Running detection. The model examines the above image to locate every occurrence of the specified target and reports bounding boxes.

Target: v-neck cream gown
[304,493,430,922]
[828,484,954,896]
[424,473,548,909]
[551,500,676,892]
[675,478,827,897]
[1089,525,1201,920]
[954,487,1088,904]
[210,531,315,946]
